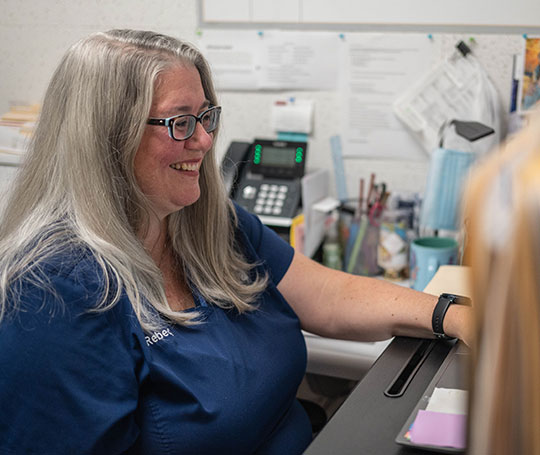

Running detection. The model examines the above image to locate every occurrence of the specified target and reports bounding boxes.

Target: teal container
[409,237,458,291]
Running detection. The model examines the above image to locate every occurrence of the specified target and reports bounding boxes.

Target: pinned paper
[410,410,466,449]
[197,30,339,91]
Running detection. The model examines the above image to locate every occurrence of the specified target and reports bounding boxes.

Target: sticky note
[426,387,468,415]
[409,410,466,449]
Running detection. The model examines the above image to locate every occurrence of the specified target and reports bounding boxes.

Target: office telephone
[221,139,307,225]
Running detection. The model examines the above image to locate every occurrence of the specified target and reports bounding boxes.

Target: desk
[304,336,455,454]
[305,265,471,453]
[303,332,392,380]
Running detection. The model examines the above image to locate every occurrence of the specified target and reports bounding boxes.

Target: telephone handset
[221,139,307,225]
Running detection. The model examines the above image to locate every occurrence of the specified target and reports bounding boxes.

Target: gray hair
[0,30,267,331]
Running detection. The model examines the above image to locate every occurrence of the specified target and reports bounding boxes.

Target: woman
[0,30,470,454]
[465,114,540,455]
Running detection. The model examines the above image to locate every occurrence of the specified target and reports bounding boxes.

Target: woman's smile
[169,160,202,172]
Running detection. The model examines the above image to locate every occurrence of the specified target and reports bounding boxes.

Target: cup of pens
[343,174,388,276]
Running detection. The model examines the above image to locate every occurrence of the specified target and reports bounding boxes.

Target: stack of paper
[0,104,39,161]
[406,387,468,450]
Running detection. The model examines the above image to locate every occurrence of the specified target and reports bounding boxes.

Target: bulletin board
[198,0,535,170]
[202,0,540,33]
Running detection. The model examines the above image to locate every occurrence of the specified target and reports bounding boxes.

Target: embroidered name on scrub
[145,328,175,346]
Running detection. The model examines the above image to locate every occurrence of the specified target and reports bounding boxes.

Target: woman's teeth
[170,162,199,171]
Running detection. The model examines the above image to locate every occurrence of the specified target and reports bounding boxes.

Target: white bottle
[322,211,342,271]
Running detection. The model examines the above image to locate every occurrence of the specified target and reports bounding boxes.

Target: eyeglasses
[147,106,221,141]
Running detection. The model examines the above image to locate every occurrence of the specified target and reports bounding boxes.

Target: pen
[366,173,376,210]
[510,54,519,113]
[357,178,365,218]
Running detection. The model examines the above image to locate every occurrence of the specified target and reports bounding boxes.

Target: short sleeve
[0,270,142,454]
[233,203,295,284]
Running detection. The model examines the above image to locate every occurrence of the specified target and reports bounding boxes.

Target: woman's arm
[277,251,471,344]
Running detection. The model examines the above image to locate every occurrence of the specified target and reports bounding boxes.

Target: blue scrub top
[0,205,312,454]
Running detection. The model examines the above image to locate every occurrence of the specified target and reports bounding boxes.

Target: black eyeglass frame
[147,106,222,141]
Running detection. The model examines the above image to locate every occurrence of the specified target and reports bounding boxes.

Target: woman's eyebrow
[198,100,211,111]
[165,101,211,117]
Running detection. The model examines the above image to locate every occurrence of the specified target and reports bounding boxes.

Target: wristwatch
[432,293,471,340]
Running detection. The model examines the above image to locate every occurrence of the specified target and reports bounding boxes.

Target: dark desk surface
[304,337,456,455]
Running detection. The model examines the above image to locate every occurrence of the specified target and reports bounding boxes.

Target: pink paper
[410,410,466,449]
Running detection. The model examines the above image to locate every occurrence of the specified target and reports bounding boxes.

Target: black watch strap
[432,293,471,340]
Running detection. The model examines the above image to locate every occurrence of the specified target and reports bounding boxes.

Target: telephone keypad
[256,185,287,215]
[235,178,300,220]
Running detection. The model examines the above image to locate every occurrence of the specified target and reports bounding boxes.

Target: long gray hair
[0,30,267,331]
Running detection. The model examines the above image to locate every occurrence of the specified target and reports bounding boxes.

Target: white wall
[0,164,17,213]
[0,0,524,198]
[0,0,200,113]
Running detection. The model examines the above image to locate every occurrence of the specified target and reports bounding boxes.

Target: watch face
[441,293,471,306]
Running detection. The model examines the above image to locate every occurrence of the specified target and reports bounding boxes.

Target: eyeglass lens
[172,108,220,140]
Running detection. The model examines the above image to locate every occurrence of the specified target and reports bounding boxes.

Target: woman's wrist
[443,303,472,346]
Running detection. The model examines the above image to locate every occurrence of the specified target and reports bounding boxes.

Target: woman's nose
[185,122,213,151]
